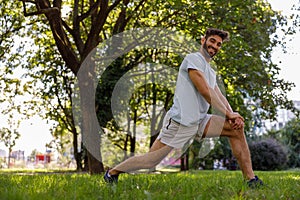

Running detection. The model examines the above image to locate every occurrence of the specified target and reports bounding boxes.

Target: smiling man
[104,28,263,188]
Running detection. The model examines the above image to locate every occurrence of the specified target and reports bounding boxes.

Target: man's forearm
[214,85,233,113]
[220,94,233,113]
[206,87,232,118]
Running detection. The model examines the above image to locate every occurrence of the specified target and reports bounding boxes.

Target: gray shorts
[157,112,211,149]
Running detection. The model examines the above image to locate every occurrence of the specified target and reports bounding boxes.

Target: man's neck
[199,48,212,63]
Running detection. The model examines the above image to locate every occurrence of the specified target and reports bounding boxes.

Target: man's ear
[201,37,206,45]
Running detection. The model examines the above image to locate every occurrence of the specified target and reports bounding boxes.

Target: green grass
[0,170,299,200]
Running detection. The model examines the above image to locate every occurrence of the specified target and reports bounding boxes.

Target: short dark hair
[205,28,230,42]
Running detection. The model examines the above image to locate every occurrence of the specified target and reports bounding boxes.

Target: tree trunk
[149,72,158,172]
[130,109,137,157]
[31,0,103,174]
[77,54,104,174]
[124,120,130,160]
[180,150,189,171]
[71,124,83,171]
[82,145,89,172]
[150,70,157,148]
[7,149,11,169]
[87,150,104,174]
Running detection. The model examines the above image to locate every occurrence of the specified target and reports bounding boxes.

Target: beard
[203,41,218,58]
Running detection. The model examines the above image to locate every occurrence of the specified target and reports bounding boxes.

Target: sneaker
[104,169,119,184]
[247,175,263,188]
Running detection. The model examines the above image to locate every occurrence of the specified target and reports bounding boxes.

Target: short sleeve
[185,53,206,73]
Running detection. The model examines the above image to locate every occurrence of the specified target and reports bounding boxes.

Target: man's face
[201,35,223,58]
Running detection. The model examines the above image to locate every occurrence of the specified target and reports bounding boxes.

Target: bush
[249,139,287,170]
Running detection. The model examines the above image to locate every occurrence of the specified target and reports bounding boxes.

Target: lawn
[0,169,299,200]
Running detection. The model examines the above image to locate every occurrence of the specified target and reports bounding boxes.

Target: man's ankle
[109,169,117,176]
[245,173,256,181]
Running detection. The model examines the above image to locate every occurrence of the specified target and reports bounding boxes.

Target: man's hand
[226,112,245,130]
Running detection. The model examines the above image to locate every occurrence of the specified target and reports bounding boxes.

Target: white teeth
[208,47,215,53]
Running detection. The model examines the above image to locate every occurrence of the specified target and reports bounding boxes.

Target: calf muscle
[203,115,255,179]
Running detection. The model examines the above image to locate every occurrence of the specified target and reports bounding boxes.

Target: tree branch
[126,0,147,25]
[69,0,85,54]
[78,0,101,21]
[82,0,111,59]
[21,0,80,73]
[107,0,122,13]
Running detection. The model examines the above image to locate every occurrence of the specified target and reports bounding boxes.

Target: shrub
[249,139,287,170]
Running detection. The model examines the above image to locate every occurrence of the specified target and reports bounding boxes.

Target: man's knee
[223,121,244,137]
[230,128,245,138]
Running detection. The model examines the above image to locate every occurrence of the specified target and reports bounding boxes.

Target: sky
[0,0,299,157]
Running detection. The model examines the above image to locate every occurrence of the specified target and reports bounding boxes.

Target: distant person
[104,28,263,188]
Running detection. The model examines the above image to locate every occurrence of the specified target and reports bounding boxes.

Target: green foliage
[94,0,299,140]
[282,119,300,168]
[205,1,296,123]
[96,51,176,157]
[0,170,299,199]
[0,0,25,59]
[0,127,20,154]
[0,0,28,115]
[268,118,300,168]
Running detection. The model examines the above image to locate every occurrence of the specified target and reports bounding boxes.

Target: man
[104,28,263,188]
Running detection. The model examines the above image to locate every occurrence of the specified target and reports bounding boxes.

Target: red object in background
[35,154,50,163]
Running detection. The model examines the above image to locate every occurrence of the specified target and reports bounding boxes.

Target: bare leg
[202,115,255,180]
[109,139,173,175]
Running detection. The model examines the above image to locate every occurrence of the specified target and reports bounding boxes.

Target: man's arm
[214,84,244,129]
[188,69,244,128]
[188,69,234,118]
[214,84,233,113]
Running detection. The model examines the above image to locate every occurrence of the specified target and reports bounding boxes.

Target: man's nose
[212,43,218,50]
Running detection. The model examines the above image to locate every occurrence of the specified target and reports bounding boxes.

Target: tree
[47,112,81,169]
[20,0,156,174]
[0,0,36,169]
[0,112,21,168]
[0,72,23,169]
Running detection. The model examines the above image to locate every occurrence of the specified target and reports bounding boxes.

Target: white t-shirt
[169,52,216,126]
